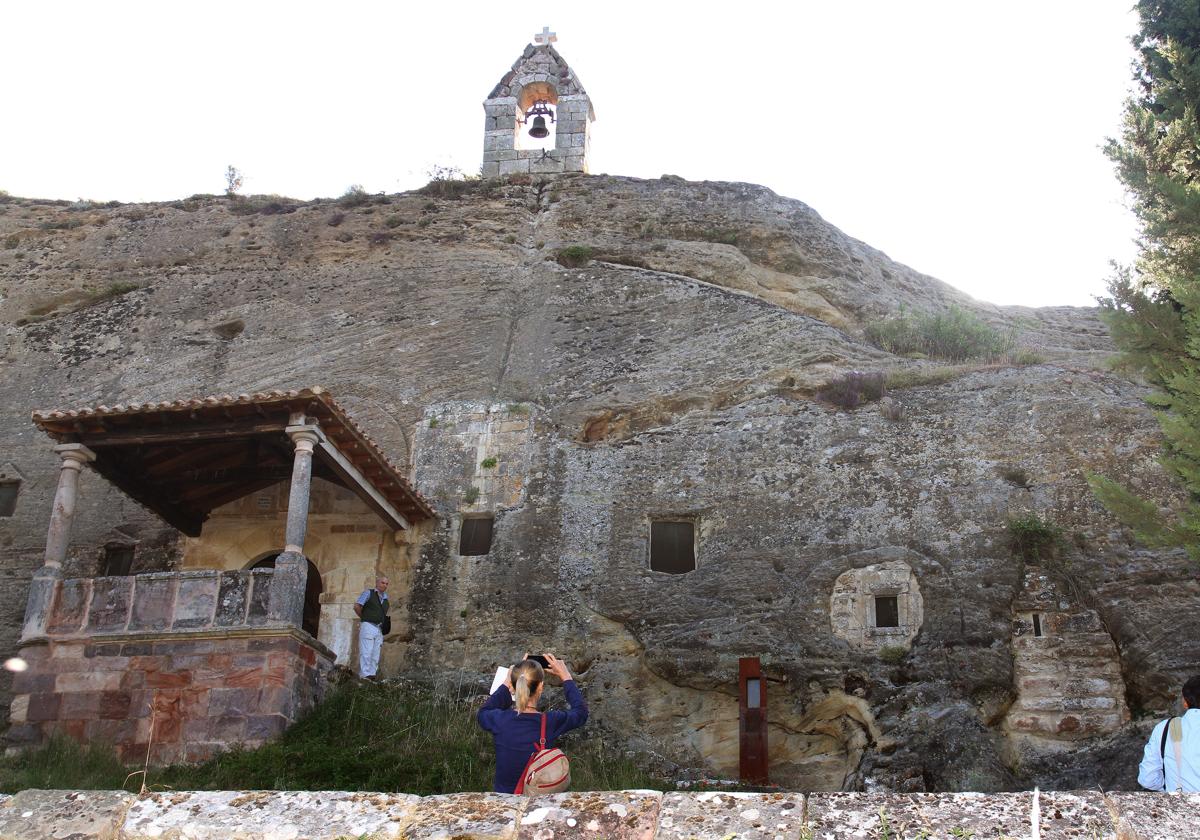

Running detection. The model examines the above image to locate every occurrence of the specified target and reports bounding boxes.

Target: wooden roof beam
[315,437,411,531]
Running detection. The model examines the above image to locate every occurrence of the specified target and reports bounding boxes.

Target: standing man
[354,575,390,681]
[1138,675,1200,792]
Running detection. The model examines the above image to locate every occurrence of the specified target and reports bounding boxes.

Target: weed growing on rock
[866,306,1016,362]
[817,371,886,410]
[1006,514,1062,561]
[878,645,908,665]
[2,235,18,250]
[418,165,481,200]
[556,245,594,268]
[480,457,498,469]
[339,185,370,208]
[463,486,480,504]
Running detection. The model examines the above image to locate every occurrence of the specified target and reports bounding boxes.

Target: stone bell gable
[481,35,595,177]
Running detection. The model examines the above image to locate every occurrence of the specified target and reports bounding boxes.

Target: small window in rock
[874,595,900,628]
[102,545,135,577]
[650,520,696,574]
[1032,612,1043,637]
[0,480,18,517]
[460,516,495,556]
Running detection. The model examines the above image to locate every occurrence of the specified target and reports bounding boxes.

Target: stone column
[268,425,320,627]
[21,443,96,641]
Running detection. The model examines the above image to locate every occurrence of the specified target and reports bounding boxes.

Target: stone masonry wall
[2,788,1199,840]
[10,567,333,762]
[10,633,329,764]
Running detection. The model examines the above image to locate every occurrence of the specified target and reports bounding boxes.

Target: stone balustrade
[37,569,277,640]
[1,788,1198,839]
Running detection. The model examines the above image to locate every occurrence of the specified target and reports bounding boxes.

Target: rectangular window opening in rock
[874,595,899,628]
[101,544,135,577]
[459,516,495,556]
[0,480,18,517]
[650,520,696,574]
[1033,612,1042,637]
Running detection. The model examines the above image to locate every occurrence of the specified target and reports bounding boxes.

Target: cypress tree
[1092,0,1200,559]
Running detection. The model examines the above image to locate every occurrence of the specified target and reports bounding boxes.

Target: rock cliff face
[0,174,1195,790]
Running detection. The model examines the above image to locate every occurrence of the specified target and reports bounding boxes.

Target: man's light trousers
[359,621,383,678]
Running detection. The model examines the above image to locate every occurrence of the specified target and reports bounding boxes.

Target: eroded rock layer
[0,175,1194,790]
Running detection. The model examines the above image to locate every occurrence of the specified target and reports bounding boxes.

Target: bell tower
[481,27,595,177]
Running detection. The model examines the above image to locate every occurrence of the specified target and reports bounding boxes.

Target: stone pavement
[1,788,1199,839]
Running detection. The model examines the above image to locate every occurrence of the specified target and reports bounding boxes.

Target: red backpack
[513,713,570,795]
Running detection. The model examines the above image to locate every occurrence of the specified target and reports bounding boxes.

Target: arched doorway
[250,553,323,638]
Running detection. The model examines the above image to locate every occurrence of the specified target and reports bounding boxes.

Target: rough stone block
[806,792,929,838]
[7,695,28,724]
[657,791,805,840]
[129,574,176,631]
[481,162,501,179]
[121,790,420,840]
[516,790,662,840]
[24,692,61,722]
[403,793,523,840]
[1038,791,1114,839]
[244,713,287,741]
[59,689,103,719]
[0,789,134,840]
[1106,791,1200,839]
[499,159,531,176]
[215,571,249,626]
[913,792,1032,838]
[173,572,218,629]
[98,690,132,720]
[47,578,91,635]
[87,576,133,631]
[248,570,272,624]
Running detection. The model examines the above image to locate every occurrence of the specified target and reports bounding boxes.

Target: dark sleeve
[476,684,513,733]
[548,679,588,741]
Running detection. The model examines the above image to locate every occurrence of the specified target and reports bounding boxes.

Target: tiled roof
[32,386,435,525]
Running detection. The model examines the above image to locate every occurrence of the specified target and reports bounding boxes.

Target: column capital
[53,443,96,467]
[285,424,322,453]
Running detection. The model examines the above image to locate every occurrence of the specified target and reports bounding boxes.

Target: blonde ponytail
[511,660,544,712]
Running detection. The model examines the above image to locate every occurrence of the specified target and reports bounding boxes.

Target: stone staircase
[1004,567,1129,744]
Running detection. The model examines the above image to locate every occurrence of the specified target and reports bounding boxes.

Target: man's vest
[361,590,390,625]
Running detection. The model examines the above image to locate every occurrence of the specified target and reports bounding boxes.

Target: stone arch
[248,551,323,639]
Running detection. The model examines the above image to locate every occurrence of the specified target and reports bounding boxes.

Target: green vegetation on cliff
[1093,0,1200,561]
[0,680,663,794]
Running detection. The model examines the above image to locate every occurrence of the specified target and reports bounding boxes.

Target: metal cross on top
[534,26,557,46]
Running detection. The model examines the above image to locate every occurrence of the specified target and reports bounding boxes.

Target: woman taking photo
[477,653,588,793]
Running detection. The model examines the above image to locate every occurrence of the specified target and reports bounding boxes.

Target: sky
[1,1,1142,308]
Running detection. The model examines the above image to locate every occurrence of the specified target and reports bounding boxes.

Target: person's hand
[544,653,572,682]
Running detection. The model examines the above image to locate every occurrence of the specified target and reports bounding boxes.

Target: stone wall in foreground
[1,788,1198,840]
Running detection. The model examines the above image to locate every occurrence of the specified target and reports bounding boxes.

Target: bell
[528,115,550,139]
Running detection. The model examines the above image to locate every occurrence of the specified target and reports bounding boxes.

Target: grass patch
[883,365,970,391]
[878,645,908,665]
[462,486,481,504]
[0,681,664,795]
[1006,514,1062,562]
[556,245,594,268]
[866,306,1015,362]
[418,166,482,200]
